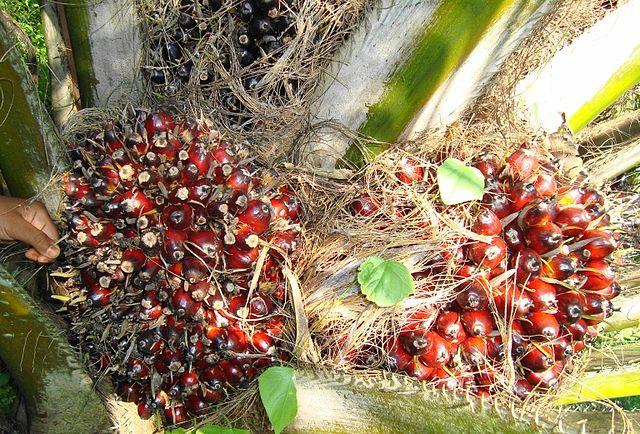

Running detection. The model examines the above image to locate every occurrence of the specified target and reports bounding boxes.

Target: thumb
[7,217,59,258]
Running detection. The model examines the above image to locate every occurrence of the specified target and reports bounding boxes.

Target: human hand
[0,196,60,264]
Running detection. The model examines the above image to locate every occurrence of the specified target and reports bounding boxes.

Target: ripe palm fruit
[56,112,300,425]
[472,209,502,236]
[467,237,507,269]
[351,194,379,218]
[396,157,424,184]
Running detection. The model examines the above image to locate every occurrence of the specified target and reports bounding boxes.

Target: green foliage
[258,366,297,434]
[357,257,414,307]
[0,371,16,416]
[437,158,485,205]
[0,0,50,102]
[169,425,249,434]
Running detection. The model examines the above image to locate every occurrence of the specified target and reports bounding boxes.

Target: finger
[19,201,60,242]
[36,254,55,264]
[7,217,59,259]
[25,249,39,262]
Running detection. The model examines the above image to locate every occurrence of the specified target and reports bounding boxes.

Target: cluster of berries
[351,145,620,398]
[58,111,301,424]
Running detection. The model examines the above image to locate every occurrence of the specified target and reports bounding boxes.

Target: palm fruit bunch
[355,145,621,398]
[55,110,302,425]
[147,0,296,96]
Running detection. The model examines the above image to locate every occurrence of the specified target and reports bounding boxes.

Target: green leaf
[0,373,10,387]
[437,158,485,205]
[195,425,249,434]
[357,257,414,307]
[258,367,297,434]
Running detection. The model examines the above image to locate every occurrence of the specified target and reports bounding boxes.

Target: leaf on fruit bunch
[437,158,485,205]
[258,366,298,434]
[357,257,414,307]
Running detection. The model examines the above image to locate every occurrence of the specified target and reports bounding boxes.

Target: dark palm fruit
[387,339,412,371]
[187,231,222,261]
[177,62,192,81]
[582,259,615,290]
[472,208,502,236]
[238,200,271,233]
[162,203,194,230]
[180,372,199,395]
[238,0,257,19]
[404,358,434,381]
[503,222,525,251]
[399,330,432,356]
[520,345,553,372]
[226,245,259,269]
[182,257,208,283]
[542,255,577,280]
[520,200,554,228]
[461,310,495,337]
[118,382,142,403]
[474,152,500,177]
[351,194,379,217]
[580,230,616,259]
[220,360,244,385]
[554,206,592,236]
[461,336,489,365]
[127,357,150,380]
[149,69,166,84]
[164,405,187,425]
[510,321,528,357]
[87,284,111,307]
[525,312,560,340]
[514,248,542,282]
[171,288,201,317]
[455,278,489,310]
[488,194,512,219]
[525,223,563,254]
[436,311,467,343]
[396,157,424,184]
[514,378,534,400]
[507,145,539,180]
[467,237,507,269]
[526,279,557,312]
[237,47,257,66]
[163,229,187,263]
[509,182,539,211]
[162,41,182,62]
[137,402,153,420]
[252,330,274,353]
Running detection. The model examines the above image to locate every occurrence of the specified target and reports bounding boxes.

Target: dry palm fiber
[136,0,371,164]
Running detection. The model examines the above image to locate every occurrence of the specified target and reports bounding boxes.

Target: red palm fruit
[503,222,525,251]
[525,362,561,389]
[520,345,553,371]
[164,405,187,425]
[145,111,174,137]
[461,336,489,364]
[212,146,234,165]
[156,349,184,373]
[554,206,591,236]
[398,329,432,355]
[419,333,452,368]
[249,294,274,318]
[474,152,500,178]
[280,192,301,221]
[151,390,168,410]
[526,279,558,312]
[507,145,538,180]
[551,336,574,360]
[520,200,555,228]
[455,277,490,310]
[137,330,165,355]
[514,378,534,399]
[118,382,142,403]
[127,357,150,380]
[219,360,244,385]
[238,200,271,233]
[583,293,613,317]
[488,194,512,219]
[179,371,199,395]
[467,237,507,269]
[514,248,542,282]
[188,280,211,302]
[461,310,495,337]
[510,321,528,357]
[182,257,208,283]
[534,173,557,197]
[582,259,615,290]
[591,282,622,300]
[403,358,434,381]
[187,230,223,261]
[429,368,460,390]
[252,330,275,353]
[525,222,563,254]
[162,229,187,263]
[171,288,201,317]
[64,179,90,200]
[454,264,490,280]
[472,208,502,235]
[137,402,153,420]
[580,230,617,259]
[226,245,259,269]
[87,284,111,307]
[564,318,587,341]
[509,182,539,211]
[541,255,578,280]
[88,221,117,242]
[201,388,224,404]
[202,364,225,386]
[436,311,467,343]
[103,123,124,151]
[207,201,229,219]
[387,338,412,371]
[120,248,146,274]
[396,157,424,184]
[558,186,585,205]
[226,167,252,193]
[351,194,379,217]
[226,326,249,353]
[187,145,212,175]
[162,203,194,230]
[120,190,154,215]
[524,312,560,340]
[494,286,533,318]
[270,196,291,220]
[185,395,208,415]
